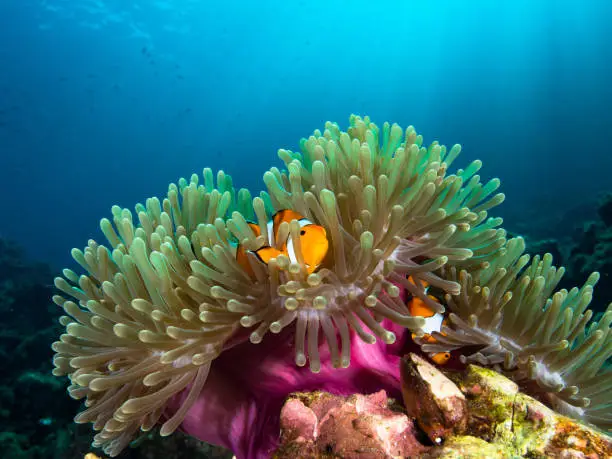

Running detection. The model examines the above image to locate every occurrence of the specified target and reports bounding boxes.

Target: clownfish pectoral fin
[253,246,284,264]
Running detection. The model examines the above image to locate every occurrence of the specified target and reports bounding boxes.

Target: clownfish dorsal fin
[408,297,436,318]
[271,209,306,244]
[407,275,430,294]
[247,222,261,237]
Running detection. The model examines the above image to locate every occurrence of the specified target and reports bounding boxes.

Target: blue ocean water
[0,0,611,269]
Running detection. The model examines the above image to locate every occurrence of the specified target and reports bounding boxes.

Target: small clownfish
[406,276,451,365]
[236,209,329,278]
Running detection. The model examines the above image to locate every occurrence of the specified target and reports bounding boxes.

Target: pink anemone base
[166,319,415,458]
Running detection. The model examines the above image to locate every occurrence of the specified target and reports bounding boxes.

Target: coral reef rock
[400,353,468,443]
[273,390,429,458]
[275,354,611,458]
[453,364,611,458]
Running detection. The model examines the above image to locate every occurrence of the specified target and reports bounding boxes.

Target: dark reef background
[0,0,611,457]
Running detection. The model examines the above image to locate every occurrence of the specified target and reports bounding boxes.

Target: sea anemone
[423,236,612,430]
[51,115,609,457]
[209,115,507,373]
[52,170,255,454]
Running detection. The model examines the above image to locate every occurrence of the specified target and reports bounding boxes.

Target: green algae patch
[459,365,518,445]
[454,365,612,458]
[510,392,557,456]
[423,435,520,459]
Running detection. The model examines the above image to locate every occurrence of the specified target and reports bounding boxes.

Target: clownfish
[406,276,451,365]
[236,209,329,278]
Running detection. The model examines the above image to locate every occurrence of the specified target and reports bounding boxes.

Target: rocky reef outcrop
[274,354,612,458]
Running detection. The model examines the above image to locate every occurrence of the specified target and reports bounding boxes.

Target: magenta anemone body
[168,319,414,458]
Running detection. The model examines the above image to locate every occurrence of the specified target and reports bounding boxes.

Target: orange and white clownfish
[235,209,329,278]
[406,276,451,365]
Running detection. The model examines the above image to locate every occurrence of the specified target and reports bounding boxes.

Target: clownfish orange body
[236,210,329,278]
[406,276,451,365]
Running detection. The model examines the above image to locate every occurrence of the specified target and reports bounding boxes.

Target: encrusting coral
[51,115,611,457]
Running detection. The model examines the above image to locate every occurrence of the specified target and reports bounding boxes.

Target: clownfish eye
[300,230,306,235]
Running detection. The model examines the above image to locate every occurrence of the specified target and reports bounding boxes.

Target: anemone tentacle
[421,236,612,431]
[52,170,250,456]
[53,116,611,457]
[212,115,508,373]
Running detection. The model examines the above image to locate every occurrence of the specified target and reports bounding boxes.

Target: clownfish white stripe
[420,312,445,335]
[265,220,275,246]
